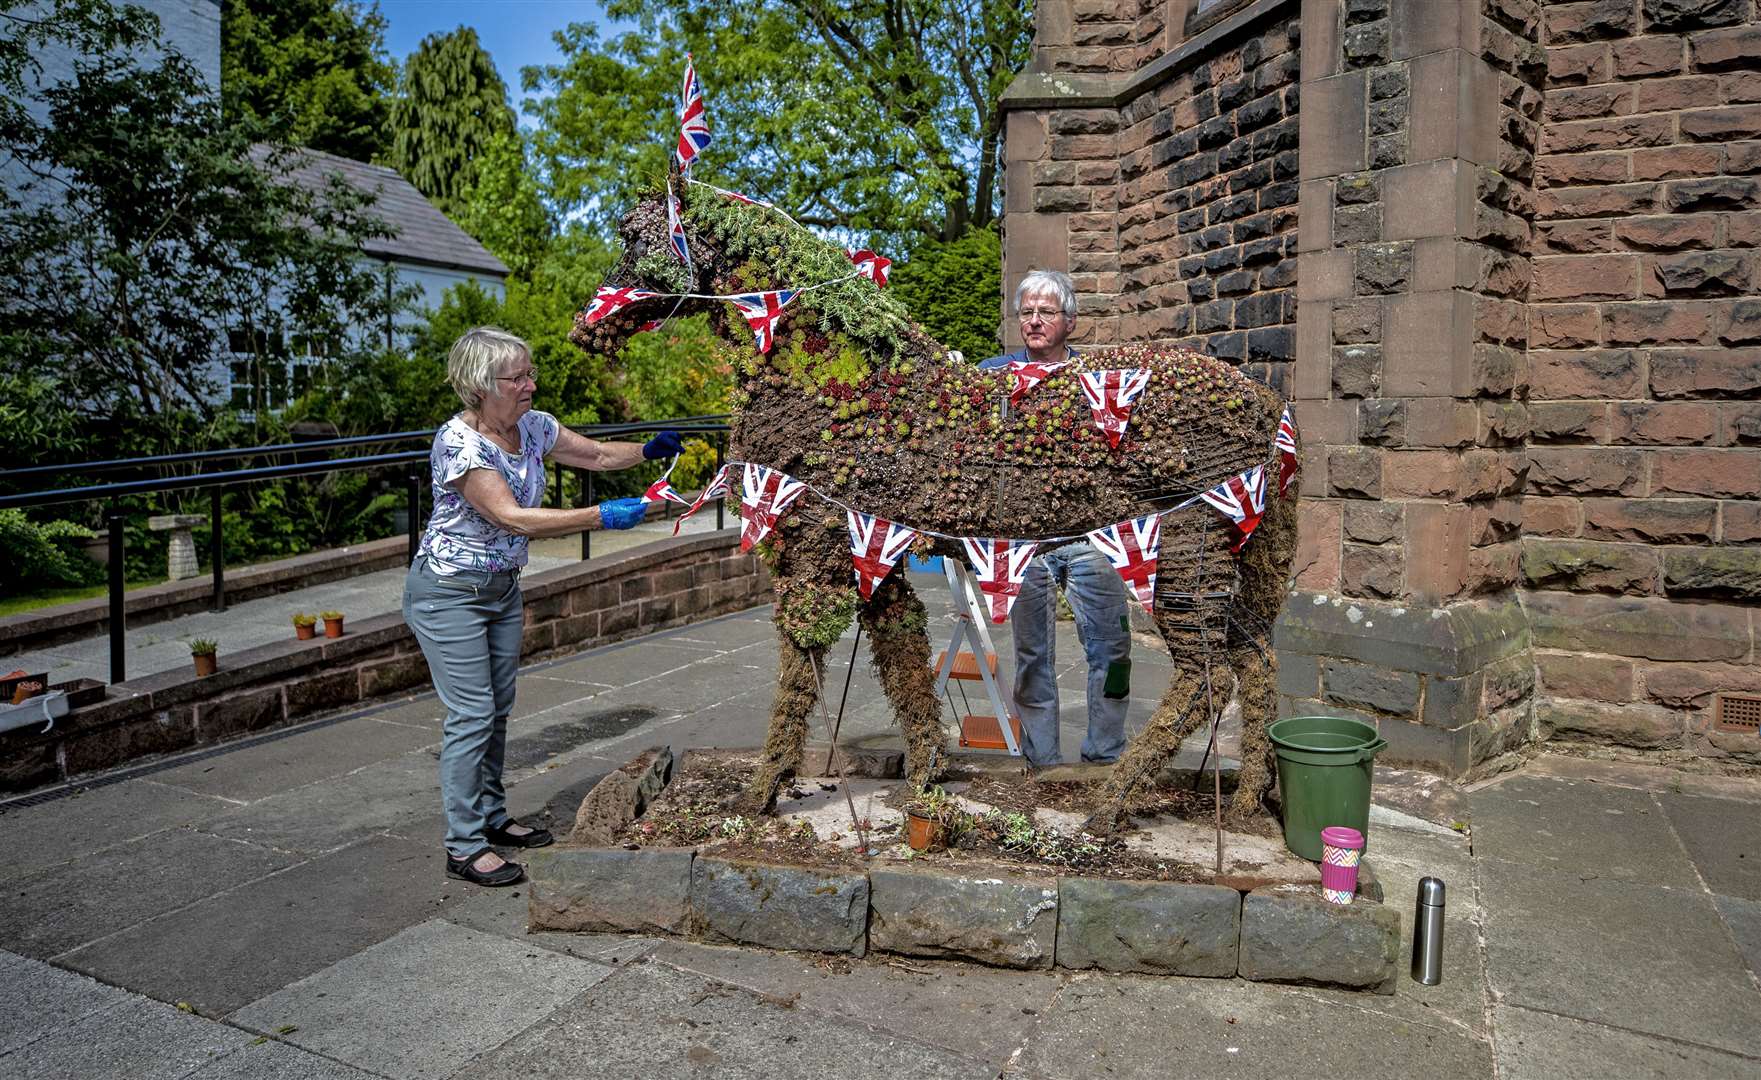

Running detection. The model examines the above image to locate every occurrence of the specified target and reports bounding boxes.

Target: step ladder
[931,559,1022,756]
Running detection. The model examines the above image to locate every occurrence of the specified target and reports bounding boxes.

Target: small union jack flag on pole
[729,289,797,354]
[585,284,659,325]
[676,54,711,172]
[959,537,1042,623]
[668,464,730,535]
[846,511,918,600]
[1079,368,1154,448]
[1004,360,1070,407]
[1200,465,1269,552]
[1086,514,1163,615]
[739,463,808,551]
[846,249,891,288]
[1274,405,1299,497]
[666,180,690,265]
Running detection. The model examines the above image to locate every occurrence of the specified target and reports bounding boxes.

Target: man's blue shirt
[977,346,1078,370]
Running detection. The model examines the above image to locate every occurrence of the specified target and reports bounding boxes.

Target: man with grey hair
[978,270,1133,769]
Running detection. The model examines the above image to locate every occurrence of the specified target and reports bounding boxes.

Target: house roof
[260,145,510,279]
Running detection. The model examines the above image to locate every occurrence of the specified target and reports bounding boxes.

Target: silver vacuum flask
[1411,877,1445,985]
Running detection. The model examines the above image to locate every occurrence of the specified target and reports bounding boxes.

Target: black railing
[2,417,732,684]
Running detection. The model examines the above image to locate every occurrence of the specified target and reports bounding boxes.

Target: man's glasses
[1017,307,1065,324]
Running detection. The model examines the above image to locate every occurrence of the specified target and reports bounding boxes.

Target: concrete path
[1,595,1758,1077]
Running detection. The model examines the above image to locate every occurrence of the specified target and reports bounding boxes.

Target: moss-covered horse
[572,179,1298,835]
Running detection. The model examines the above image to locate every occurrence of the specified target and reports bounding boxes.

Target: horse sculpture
[572,179,1298,836]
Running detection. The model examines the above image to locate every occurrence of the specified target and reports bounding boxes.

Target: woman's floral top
[416,410,561,574]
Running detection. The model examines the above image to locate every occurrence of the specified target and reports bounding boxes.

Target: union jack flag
[1199,465,1269,552]
[846,511,918,600]
[729,289,797,354]
[846,249,891,288]
[636,319,665,334]
[642,476,690,506]
[676,54,711,171]
[1078,368,1154,448]
[585,284,658,325]
[1086,513,1163,615]
[1274,405,1299,497]
[959,537,1042,623]
[739,464,808,551]
[1004,360,1070,407]
[667,465,730,535]
[666,180,690,265]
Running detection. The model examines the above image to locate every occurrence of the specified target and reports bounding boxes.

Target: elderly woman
[404,326,682,887]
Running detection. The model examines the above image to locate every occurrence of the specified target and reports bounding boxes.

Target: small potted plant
[903,785,959,853]
[190,639,218,677]
[292,612,317,640]
[320,610,344,638]
[10,679,43,705]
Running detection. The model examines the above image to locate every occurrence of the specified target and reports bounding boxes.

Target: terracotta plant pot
[11,681,43,705]
[193,652,217,678]
[323,617,344,639]
[905,812,942,852]
[295,623,316,640]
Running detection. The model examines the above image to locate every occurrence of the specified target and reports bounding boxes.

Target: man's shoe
[485,819,554,849]
[446,849,524,887]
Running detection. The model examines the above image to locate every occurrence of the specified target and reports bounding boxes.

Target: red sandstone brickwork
[1530,0,1761,759]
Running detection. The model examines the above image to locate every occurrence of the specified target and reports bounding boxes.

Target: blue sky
[377,1,634,123]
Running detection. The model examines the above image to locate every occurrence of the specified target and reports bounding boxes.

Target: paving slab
[1468,774,1698,888]
[0,826,294,959]
[1491,1003,1761,1080]
[653,938,1064,1065]
[547,640,745,690]
[1715,894,1761,983]
[0,779,238,878]
[1526,752,1761,804]
[186,1038,384,1079]
[442,885,660,965]
[148,718,436,803]
[1479,862,1761,1057]
[197,748,439,855]
[458,957,1000,1080]
[1661,792,1761,902]
[231,919,612,1080]
[504,671,613,721]
[501,704,662,770]
[59,835,457,1017]
[0,949,133,1056]
[0,993,252,1080]
[1014,974,1492,1080]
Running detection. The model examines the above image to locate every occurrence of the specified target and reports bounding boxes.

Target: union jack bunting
[1274,405,1299,496]
[666,181,690,264]
[636,318,665,334]
[739,463,808,551]
[1004,360,1070,407]
[642,476,690,506]
[676,54,711,171]
[728,289,797,354]
[846,249,892,288]
[585,284,659,325]
[846,511,918,601]
[669,464,730,535]
[959,537,1042,623]
[1086,514,1163,615]
[1078,368,1154,448]
[722,188,773,208]
[1199,465,1269,552]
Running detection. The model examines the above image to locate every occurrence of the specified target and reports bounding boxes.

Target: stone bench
[146,514,207,581]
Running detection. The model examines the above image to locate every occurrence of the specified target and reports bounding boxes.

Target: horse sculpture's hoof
[1080,804,1132,837]
[732,775,782,817]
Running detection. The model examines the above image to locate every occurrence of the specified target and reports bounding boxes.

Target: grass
[0,577,167,617]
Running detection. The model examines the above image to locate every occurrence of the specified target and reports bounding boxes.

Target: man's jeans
[402,558,524,859]
[1009,542,1132,768]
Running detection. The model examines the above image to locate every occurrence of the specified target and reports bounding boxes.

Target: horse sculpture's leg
[1081,646,1212,836]
[857,571,948,790]
[737,629,827,814]
[1223,480,1298,826]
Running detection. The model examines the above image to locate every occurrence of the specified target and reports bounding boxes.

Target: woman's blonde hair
[447,326,530,409]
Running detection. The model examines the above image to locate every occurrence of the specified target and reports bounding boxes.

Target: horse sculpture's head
[568,185,718,357]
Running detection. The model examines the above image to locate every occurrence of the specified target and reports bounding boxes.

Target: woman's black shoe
[485,819,554,849]
[446,849,524,886]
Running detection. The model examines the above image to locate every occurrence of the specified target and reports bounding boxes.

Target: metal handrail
[5,418,733,685]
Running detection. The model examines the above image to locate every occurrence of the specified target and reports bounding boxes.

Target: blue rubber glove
[642,430,685,460]
[597,497,648,531]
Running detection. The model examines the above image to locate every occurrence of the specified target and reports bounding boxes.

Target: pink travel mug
[1320,826,1365,905]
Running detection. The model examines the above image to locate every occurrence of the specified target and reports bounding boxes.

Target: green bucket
[1268,715,1387,862]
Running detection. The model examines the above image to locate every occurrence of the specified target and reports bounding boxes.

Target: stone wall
[0,531,770,793]
[1525,0,1761,758]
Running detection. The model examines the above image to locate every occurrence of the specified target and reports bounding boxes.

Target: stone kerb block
[527,848,694,935]
[1056,877,1241,976]
[691,856,869,956]
[1238,884,1400,994]
[868,869,1057,969]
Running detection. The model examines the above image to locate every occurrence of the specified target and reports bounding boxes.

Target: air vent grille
[1713,692,1761,734]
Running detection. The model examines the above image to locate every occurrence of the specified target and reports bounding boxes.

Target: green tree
[221,0,395,162]
[453,130,552,280]
[389,26,518,213]
[526,0,1034,249]
[889,222,1003,360]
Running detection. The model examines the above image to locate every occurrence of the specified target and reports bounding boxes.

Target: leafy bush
[0,510,102,593]
[889,223,1003,361]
